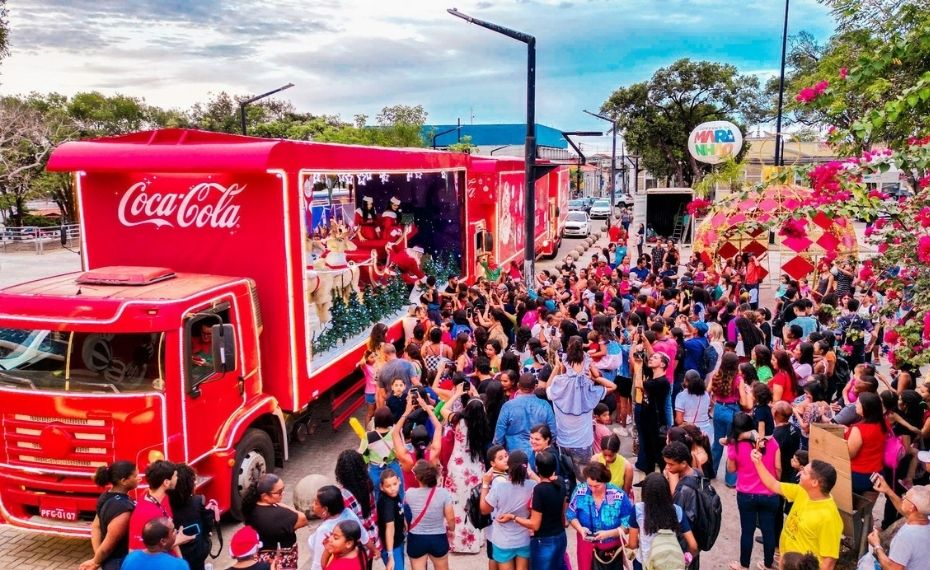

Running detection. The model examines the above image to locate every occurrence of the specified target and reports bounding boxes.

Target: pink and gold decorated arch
[694,185,859,281]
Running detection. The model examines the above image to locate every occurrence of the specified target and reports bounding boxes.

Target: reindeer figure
[305,220,362,328]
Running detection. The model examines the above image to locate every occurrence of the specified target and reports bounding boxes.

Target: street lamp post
[774,0,790,167]
[239,83,295,135]
[584,109,617,231]
[448,7,539,283]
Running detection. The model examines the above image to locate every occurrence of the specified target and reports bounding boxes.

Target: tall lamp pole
[584,109,616,231]
[240,83,295,135]
[774,0,790,167]
[448,8,538,283]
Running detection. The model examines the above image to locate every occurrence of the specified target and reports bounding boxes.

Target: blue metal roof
[423,123,568,149]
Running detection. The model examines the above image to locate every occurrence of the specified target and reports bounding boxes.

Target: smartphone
[583,534,598,542]
[869,472,881,485]
[181,523,201,536]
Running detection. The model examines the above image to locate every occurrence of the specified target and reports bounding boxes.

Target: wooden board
[809,423,852,513]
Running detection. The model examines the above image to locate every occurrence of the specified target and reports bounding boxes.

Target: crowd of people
[82,222,930,570]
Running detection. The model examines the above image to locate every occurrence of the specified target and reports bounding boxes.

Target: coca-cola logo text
[117,181,244,229]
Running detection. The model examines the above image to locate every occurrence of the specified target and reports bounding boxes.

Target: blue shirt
[120,550,189,570]
[682,336,708,375]
[631,266,650,281]
[567,483,634,534]
[493,393,558,458]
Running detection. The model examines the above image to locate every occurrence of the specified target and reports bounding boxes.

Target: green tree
[777,2,930,155]
[602,59,765,186]
[0,1,9,68]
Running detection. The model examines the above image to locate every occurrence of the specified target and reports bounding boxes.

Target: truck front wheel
[229,428,275,520]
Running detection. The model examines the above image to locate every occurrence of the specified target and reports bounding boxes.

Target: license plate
[38,497,78,522]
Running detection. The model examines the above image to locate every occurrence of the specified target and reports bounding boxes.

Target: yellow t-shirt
[592,452,627,489]
[780,482,843,561]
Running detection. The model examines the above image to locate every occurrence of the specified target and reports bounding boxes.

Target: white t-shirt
[674,392,712,436]
[888,520,930,567]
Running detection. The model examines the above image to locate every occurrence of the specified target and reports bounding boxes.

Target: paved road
[0,221,863,569]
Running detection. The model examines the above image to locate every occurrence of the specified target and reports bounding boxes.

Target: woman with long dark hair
[792,342,815,386]
[725,413,781,570]
[770,350,800,403]
[243,473,308,569]
[335,450,381,560]
[751,345,773,384]
[846,391,887,493]
[627,472,697,569]
[443,398,492,553]
[168,463,218,570]
[452,332,474,374]
[709,352,744,486]
[483,379,507,433]
[734,316,763,361]
[80,461,139,570]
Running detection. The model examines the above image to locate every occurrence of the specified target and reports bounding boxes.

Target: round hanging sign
[688,120,743,165]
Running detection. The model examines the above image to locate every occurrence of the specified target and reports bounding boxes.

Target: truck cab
[0,266,285,536]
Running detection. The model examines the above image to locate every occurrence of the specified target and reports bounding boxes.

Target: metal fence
[0,224,81,254]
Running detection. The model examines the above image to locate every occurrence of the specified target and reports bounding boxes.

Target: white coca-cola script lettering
[117,181,244,229]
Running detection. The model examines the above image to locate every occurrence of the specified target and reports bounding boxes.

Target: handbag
[407,486,437,532]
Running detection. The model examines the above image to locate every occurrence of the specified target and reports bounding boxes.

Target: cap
[229,525,263,559]
[691,321,709,335]
[905,485,930,515]
[390,196,401,206]
[576,312,589,324]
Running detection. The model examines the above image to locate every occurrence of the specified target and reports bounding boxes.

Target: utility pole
[449,8,539,284]
[239,83,294,135]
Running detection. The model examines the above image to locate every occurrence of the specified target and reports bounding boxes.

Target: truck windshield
[0,329,165,393]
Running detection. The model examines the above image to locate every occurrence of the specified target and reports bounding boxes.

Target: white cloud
[1,0,835,131]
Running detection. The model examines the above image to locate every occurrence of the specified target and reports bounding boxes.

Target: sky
[1,0,836,152]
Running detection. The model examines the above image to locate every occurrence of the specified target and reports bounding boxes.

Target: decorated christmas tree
[327,295,351,345]
[345,291,371,337]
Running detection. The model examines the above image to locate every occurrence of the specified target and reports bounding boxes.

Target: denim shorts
[407,533,449,559]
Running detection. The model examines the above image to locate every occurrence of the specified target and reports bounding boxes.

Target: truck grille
[2,414,115,471]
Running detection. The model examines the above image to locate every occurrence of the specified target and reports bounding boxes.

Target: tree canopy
[601,58,765,187]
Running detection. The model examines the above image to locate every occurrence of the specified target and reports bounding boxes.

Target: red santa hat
[390,197,401,206]
[363,196,373,204]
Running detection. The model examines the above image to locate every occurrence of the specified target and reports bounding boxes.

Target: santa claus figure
[390,244,426,285]
[354,196,380,240]
[380,196,403,240]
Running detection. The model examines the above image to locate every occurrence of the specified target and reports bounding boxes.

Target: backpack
[646,529,685,570]
[554,448,577,499]
[832,355,851,388]
[464,483,492,530]
[679,475,722,551]
[699,341,718,378]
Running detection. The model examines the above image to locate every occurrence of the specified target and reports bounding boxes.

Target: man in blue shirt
[121,517,189,570]
[493,374,558,458]
[630,258,650,283]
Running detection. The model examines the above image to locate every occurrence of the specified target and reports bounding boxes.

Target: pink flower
[919,174,930,189]
[814,80,830,94]
[868,189,889,200]
[878,242,889,253]
[885,329,899,345]
[918,235,930,264]
[918,207,930,228]
[840,67,848,79]
[795,87,818,103]
[841,344,854,355]
[923,312,930,340]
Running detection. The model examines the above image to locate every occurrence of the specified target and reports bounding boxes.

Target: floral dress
[442,421,485,553]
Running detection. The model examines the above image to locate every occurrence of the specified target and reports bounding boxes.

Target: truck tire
[229,428,275,520]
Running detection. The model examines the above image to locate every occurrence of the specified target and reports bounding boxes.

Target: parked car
[614,192,634,207]
[568,198,587,212]
[562,211,590,237]
[589,199,611,219]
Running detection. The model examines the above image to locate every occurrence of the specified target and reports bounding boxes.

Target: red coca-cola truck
[0,129,568,536]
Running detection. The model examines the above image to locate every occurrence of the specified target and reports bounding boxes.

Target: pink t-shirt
[652,338,678,382]
[727,439,780,495]
[592,422,612,454]
[362,364,377,395]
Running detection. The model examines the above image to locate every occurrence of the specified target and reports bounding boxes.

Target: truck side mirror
[211,324,236,374]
